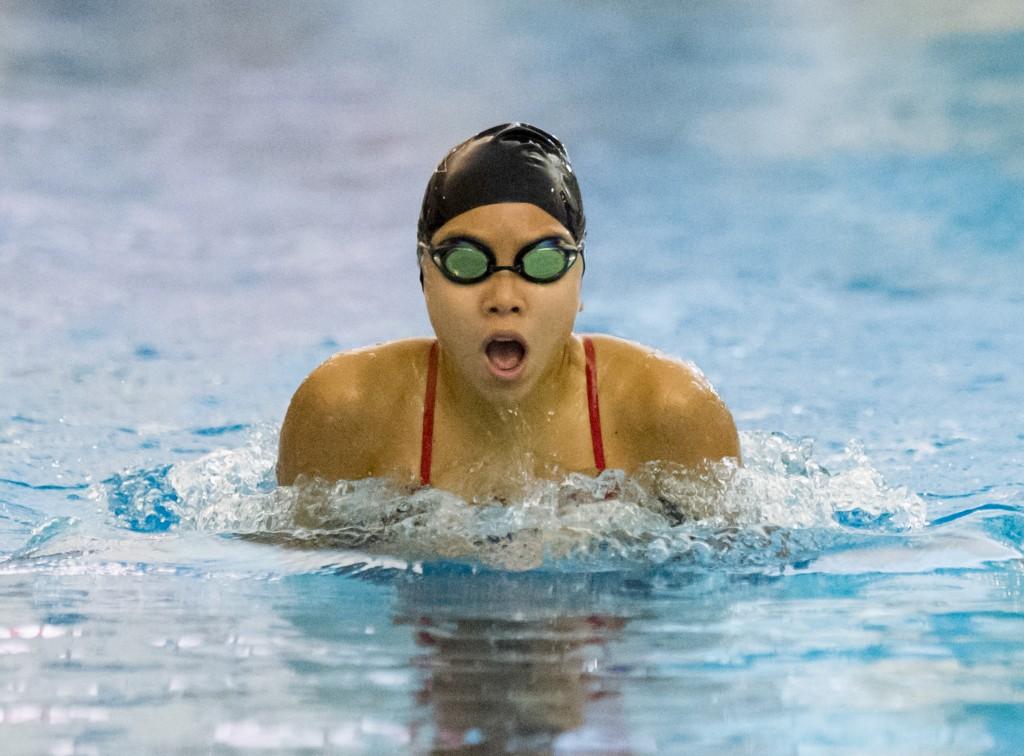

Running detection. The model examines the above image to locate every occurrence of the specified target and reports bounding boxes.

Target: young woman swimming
[276,123,740,501]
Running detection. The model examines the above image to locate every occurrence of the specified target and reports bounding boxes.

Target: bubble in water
[94,427,927,572]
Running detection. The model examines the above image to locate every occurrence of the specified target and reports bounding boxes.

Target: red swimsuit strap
[420,341,439,486]
[583,336,607,472]
[420,337,606,487]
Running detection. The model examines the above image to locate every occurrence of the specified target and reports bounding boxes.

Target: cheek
[424,284,476,347]
[423,271,458,321]
[537,283,581,330]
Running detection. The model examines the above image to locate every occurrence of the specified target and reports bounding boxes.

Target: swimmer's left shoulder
[583,334,740,465]
[581,334,715,397]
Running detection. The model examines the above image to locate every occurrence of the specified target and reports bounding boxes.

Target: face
[421,202,583,402]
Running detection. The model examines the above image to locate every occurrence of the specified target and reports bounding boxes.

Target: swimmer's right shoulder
[277,339,433,485]
[301,338,434,404]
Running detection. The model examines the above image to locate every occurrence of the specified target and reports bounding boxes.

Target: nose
[480,270,525,316]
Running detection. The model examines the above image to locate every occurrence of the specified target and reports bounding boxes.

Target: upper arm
[276,358,374,485]
[637,358,741,468]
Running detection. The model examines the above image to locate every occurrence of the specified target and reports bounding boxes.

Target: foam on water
[51,427,936,573]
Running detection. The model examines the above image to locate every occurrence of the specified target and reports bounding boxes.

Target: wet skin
[276,202,740,501]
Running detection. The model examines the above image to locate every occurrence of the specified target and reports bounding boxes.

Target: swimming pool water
[2,1,1023,752]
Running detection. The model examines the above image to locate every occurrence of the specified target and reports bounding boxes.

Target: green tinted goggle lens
[522,245,570,279]
[433,240,578,284]
[444,244,490,280]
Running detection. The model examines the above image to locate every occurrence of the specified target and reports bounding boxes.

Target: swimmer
[277,123,740,501]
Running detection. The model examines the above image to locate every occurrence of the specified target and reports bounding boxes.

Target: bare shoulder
[584,334,710,395]
[584,334,741,467]
[276,338,433,484]
[301,338,431,402]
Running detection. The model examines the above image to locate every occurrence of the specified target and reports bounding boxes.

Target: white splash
[152,427,927,572]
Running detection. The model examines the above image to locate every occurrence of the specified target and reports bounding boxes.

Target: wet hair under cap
[417,123,586,248]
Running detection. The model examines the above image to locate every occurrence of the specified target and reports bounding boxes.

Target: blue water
[2,1,1023,752]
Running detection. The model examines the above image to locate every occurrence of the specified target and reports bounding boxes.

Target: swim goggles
[419,237,583,285]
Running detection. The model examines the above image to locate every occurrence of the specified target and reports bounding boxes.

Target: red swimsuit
[419,337,607,486]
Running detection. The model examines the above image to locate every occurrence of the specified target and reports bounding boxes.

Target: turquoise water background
[2,2,1023,752]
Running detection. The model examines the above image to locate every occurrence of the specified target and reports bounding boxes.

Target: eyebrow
[435,233,576,252]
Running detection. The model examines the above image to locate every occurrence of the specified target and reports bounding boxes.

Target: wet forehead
[430,202,574,250]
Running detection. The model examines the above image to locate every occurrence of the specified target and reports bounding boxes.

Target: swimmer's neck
[435,337,582,439]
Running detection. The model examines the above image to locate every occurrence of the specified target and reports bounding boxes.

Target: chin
[481,369,536,402]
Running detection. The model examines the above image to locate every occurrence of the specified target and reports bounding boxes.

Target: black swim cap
[417,123,586,247]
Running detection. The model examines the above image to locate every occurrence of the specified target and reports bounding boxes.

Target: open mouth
[484,335,527,378]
